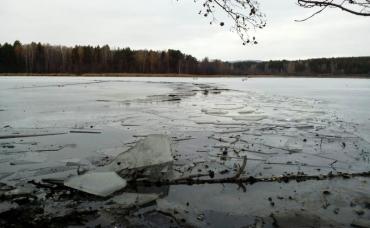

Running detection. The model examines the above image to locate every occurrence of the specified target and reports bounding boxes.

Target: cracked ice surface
[0,76,370,227]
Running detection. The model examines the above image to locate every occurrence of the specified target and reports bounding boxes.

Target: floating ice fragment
[69,130,102,134]
[0,202,18,214]
[9,152,48,166]
[195,121,247,125]
[0,173,13,180]
[238,109,255,114]
[294,124,315,130]
[64,172,127,197]
[61,158,91,167]
[351,218,370,228]
[33,166,78,176]
[201,108,229,115]
[0,129,67,139]
[160,166,169,173]
[104,134,173,172]
[232,115,267,121]
[4,185,34,196]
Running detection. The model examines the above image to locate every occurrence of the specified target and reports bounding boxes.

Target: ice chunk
[0,202,18,214]
[0,173,13,180]
[110,193,159,208]
[351,219,370,228]
[238,109,255,114]
[61,158,91,167]
[64,172,127,197]
[4,185,34,196]
[104,134,173,172]
[232,115,267,121]
[11,152,48,165]
[201,108,229,115]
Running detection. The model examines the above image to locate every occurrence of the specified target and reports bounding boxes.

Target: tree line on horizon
[0,41,369,76]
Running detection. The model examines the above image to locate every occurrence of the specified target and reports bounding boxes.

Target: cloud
[0,0,369,60]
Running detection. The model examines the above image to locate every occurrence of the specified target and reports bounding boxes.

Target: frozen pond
[0,76,370,227]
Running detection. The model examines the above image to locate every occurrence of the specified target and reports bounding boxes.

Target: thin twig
[233,156,247,179]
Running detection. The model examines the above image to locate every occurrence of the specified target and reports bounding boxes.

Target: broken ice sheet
[64,172,127,197]
[97,146,133,157]
[1,78,369,226]
[32,165,79,180]
[7,152,48,166]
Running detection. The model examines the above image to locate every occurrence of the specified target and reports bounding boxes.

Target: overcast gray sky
[0,0,369,61]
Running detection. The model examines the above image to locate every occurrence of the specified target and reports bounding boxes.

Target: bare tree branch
[298,0,370,16]
[192,0,266,45]
[295,3,329,22]
[183,0,370,44]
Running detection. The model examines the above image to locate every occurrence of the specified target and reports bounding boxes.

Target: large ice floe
[103,134,173,174]
[63,134,173,197]
[64,172,127,197]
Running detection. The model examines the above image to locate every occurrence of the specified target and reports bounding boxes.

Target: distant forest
[0,41,370,76]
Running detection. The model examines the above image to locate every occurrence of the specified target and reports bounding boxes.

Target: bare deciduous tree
[191,0,369,44]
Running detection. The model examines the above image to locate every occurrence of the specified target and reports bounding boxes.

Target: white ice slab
[104,134,173,172]
[64,172,127,197]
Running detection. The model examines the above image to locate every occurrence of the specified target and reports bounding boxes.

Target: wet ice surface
[0,76,370,227]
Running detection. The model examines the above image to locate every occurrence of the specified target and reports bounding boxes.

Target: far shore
[0,73,369,79]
